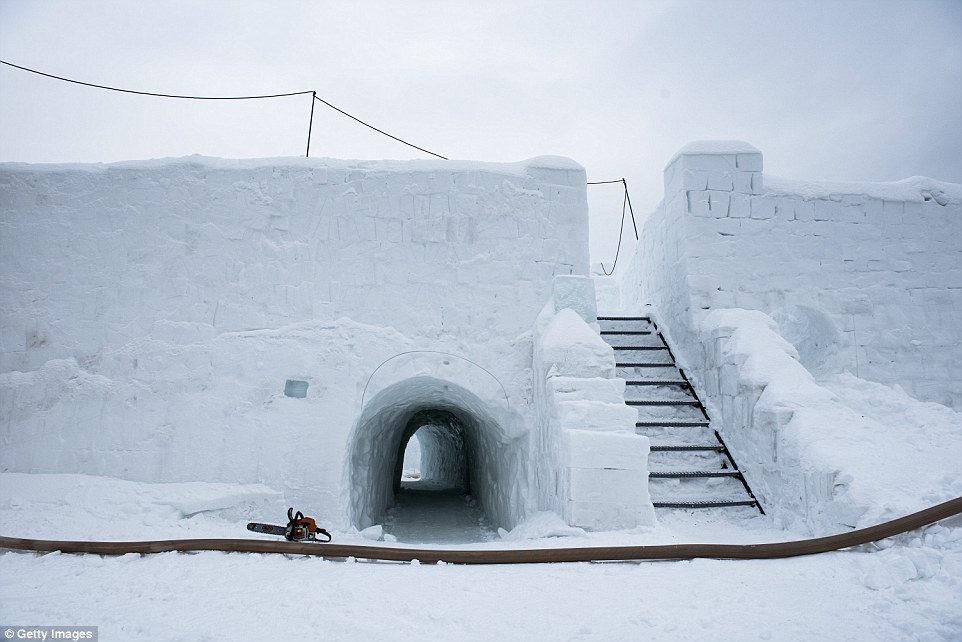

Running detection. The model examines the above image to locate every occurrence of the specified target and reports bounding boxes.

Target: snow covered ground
[3,377,961,641]
[3,530,960,642]
[1,518,960,641]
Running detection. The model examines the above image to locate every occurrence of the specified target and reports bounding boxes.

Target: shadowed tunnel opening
[395,410,469,494]
[348,376,525,540]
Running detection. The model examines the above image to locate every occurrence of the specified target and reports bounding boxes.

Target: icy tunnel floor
[383,482,498,545]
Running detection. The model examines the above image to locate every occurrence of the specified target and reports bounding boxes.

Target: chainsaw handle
[281,507,332,542]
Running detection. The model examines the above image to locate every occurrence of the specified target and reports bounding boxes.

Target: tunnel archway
[394,409,470,494]
[347,376,527,533]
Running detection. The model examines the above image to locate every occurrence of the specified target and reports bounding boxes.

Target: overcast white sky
[1,0,959,264]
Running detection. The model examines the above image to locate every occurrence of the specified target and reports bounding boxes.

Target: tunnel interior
[348,376,525,537]
[395,410,469,493]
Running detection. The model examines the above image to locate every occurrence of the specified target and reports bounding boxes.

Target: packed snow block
[733,171,754,194]
[564,429,649,471]
[555,399,637,432]
[548,376,626,404]
[750,196,777,220]
[707,190,730,217]
[540,308,615,378]
[567,467,648,505]
[681,169,709,190]
[665,140,763,197]
[707,172,734,191]
[565,499,655,530]
[729,192,752,218]
[551,275,598,323]
[686,190,712,217]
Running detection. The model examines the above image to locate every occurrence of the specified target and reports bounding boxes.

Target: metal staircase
[598,315,764,512]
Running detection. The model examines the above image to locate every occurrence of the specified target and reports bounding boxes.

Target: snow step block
[636,420,710,427]
[652,499,758,509]
[649,444,725,452]
[627,400,702,406]
[649,470,743,478]
[616,362,677,368]
[598,316,651,321]
[625,380,691,387]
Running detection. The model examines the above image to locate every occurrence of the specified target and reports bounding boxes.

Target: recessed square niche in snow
[284,379,309,398]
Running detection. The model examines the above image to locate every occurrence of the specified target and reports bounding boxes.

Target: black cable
[306,91,317,157]
[600,189,628,276]
[624,180,638,240]
[1,59,450,160]
[589,178,639,276]
[313,95,448,160]
[0,59,313,100]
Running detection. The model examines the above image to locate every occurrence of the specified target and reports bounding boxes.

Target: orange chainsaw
[247,507,332,542]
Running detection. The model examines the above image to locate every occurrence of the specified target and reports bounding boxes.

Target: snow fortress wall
[627,141,962,409]
[0,155,589,531]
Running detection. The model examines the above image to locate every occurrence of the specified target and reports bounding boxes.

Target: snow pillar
[639,141,765,367]
[534,276,654,530]
[663,140,763,206]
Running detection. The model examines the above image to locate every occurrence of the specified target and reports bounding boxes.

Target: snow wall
[624,141,962,409]
[0,155,589,531]
[619,141,962,532]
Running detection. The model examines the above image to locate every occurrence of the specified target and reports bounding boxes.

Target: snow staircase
[598,316,764,513]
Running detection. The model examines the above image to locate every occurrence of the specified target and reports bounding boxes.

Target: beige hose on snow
[1,496,960,565]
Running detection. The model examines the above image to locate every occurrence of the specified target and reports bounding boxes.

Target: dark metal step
[600,330,652,336]
[653,499,758,509]
[601,312,765,516]
[636,420,710,427]
[612,346,669,351]
[649,470,742,478]
[650,444,725,452]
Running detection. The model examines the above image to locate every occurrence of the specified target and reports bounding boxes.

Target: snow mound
[700,308,962,532]
[0,473,282,540]
[498,511,587,540]
[815,373,962,516]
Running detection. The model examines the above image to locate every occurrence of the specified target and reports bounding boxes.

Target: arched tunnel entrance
[347,376,526,542]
